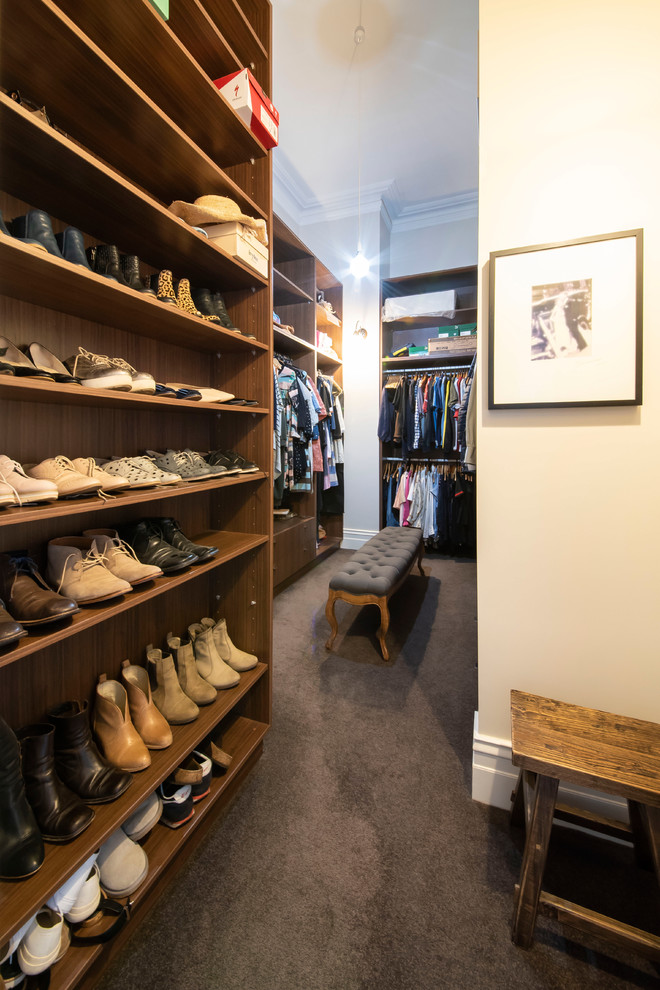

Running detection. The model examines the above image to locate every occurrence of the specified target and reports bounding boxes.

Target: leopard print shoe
[176,277,220,321]
[154,269,178,306]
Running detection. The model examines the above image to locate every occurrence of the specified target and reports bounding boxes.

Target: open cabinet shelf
[0,0,274,985]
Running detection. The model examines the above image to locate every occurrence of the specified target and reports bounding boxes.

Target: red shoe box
[213,68,279,149]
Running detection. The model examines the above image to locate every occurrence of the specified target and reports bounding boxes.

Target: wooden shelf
[0,664,268,942]
[381,307,478,331]
[0,531,268,669]
[273,514,314,535]
[382,349,476,367]
[203,0,268,65]
[273,267,314,306]
[316,303,341,329]
[0,472,268,530]
[0,0,267,196]
[0,98,267,292]
[273,326,316,358]
[316,350,342,369]
[0,238,268,350]
[316,536,341,559]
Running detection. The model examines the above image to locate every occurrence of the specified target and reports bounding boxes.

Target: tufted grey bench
[325,527,426,660]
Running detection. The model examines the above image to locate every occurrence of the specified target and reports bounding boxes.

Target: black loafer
[119,521,198,573]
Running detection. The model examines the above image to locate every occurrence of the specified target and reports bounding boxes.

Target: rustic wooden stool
[510,689,660,961]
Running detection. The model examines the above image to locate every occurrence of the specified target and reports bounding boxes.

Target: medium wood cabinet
[272,216,344,590]
[0,1,273,986]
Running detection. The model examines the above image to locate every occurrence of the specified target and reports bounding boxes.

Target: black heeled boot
[17,723,95,842]
[191,286,222,321]
[120,254,156,295]
[10,210,64,258]
[55,227,92,269]
[211,291,241,331]
[47,701,131,804]
[0,716,44,879]
[86,244,130,286]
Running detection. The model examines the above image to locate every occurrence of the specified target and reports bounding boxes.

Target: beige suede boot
[120,660,172,749]
[188,623,240,689]
[200,617,258,672]
[146,647,199,724]
[166,633,217,705]
[92,675,151,772]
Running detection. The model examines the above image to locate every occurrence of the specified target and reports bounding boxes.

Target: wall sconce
[353,321,368,340]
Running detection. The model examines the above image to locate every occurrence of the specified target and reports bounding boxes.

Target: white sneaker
[108,357,156,394]
[47,852,98,915]
[0,915,35,965]
[17,908,63,976]
[65,863,102,923]
[81,529,163,585]
[25,456,101,496]
[0,454,58,505]
[97,828,148,897]
[71,456,131,492]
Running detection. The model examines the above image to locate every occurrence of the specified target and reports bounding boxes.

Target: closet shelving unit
[379,267,478,526]
[272,216,343,590]
[0,1,273,988]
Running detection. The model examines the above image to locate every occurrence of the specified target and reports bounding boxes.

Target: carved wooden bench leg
[376,597,390,660]
[325,590,339,651]
[416,539,426,576]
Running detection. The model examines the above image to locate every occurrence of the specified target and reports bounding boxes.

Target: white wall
[389,216,477,277]
[474,0,660,808]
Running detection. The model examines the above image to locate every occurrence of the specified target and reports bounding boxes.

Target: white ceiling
[271,0,479,227]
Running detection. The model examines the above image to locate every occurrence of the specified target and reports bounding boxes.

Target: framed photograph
[488,229,643,408]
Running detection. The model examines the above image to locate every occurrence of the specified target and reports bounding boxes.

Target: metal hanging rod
[382,456,463,465]
[383,363,473,374]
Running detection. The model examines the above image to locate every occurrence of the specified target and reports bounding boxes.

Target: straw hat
[168,195,268,246]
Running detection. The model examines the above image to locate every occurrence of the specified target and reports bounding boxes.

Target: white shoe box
[202,221,269,277]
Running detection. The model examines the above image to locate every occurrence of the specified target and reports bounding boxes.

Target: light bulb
[350,250,369,279]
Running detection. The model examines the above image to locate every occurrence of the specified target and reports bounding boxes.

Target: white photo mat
[488,230,643,408]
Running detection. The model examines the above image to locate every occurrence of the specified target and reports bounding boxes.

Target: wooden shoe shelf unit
[272,215,344,590]
[0,1,273,987]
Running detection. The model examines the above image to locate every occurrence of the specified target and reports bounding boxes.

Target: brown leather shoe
[0,597,27,646]
[0,553,79,626]
[92,675,151,772]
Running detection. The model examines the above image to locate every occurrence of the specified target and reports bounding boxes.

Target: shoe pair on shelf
[119,517,217,574]
[65,346,155,393]
[145,448,227,481]
[150,270,250,336]
[92,660,174,773]
[159,749,212,828]
[206,448,260,474]
[46,529,163,606]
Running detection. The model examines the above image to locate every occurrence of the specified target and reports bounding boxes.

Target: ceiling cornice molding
[391,190,478,232]
[273,155,478,233]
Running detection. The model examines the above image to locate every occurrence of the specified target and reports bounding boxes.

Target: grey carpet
[96,551,659,989]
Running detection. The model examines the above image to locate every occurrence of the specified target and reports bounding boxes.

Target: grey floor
[96,550,659,989]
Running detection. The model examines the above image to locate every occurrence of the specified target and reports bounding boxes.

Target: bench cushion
[329,527,422,597]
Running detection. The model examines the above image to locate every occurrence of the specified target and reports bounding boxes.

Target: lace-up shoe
[0,454,58,504]
[207,449,259,474]
[82,529,163,585]
[107,357,156,394]
[64,347,132,390]
[71,457,131,492]
[25,456,102,497]
[100,457,181,488]
[46,537,132,603]
[144,448,223,482]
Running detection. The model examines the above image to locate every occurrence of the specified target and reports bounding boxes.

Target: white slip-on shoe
[47,852,98,915]
[122,791,162,841]
[0,915,35,966]
[17,908,63,976]
[97,828,149,898]
[65,863,101,923]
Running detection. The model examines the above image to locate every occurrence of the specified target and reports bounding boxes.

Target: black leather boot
[48,701,131,804]
[10,210,63,258]
[86,244,130,286]
[120,254,156,295]
[0,716,44,879]
[17,723,95,842]
[151,517,218,563]
[211,291,241,331]
[190,286,222,322]
[55,227,92,269]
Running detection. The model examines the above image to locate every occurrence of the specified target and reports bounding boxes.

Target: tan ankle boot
[166,633,217,706]
[200,617,258,672]
[146,647,199,724]
[120,660,172,749]
[188,623,240,689]
[92,675,151,771]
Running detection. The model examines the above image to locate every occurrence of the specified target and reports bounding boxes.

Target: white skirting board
[471,711,629,823]
[341,528,378,550]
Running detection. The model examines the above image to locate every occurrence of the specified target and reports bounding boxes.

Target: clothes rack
[383,363,474,375]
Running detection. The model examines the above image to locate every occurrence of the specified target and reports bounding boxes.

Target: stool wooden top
[511,690,660,808]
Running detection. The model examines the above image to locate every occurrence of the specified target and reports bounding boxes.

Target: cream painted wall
[476,0,660,759]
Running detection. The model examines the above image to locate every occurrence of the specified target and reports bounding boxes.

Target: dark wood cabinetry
[0,1,273,986]
[272,216,344,590]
